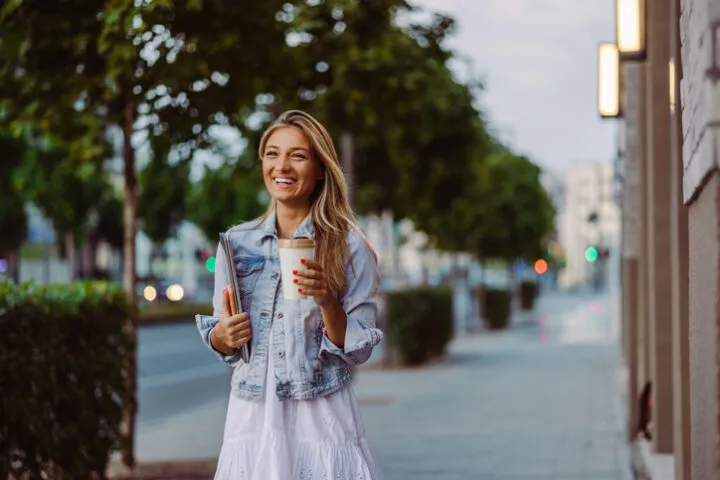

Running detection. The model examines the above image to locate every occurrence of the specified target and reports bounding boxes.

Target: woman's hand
[293,258,334,306]
[211,287,252,355]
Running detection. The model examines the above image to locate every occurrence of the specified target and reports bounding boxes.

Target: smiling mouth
[273,177,296,185]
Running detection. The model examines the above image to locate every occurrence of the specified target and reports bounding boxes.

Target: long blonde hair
[258,110,356,294]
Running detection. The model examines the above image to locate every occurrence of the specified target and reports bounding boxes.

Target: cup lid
[278,238,315,248]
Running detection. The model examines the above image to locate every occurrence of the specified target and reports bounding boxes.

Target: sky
[411,0,618,176]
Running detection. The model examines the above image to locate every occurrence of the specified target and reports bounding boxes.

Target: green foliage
[386,287,453,365]
[0,280,134,479]
[519,280,538,310]
[482,287,512,330]
[187,157,266,241]
[138,138,191,245]
[12,142,110,250]
[0,134,28,257]
[461,151,556,262]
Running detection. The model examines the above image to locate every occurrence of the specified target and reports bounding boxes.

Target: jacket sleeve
[319,233,384,366]
[195,241,244,366]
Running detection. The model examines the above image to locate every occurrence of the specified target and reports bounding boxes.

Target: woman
[196,110,384,479]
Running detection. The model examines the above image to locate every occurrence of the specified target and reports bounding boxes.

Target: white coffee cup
[278,238,316,300]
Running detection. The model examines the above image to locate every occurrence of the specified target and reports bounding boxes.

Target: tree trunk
[65,231,78,280]
[120,87,138,469]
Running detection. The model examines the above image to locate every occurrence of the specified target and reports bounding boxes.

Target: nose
[277,153,292,172]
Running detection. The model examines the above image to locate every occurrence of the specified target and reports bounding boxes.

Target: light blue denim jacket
[195,213,383,401]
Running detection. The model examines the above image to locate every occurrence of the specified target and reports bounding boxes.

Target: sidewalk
[123,290,631,479]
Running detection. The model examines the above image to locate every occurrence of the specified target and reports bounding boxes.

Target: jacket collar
[260,211,315,240]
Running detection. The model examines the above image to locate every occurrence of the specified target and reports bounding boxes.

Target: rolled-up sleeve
[195,242,243,366]
[319,233,384,366]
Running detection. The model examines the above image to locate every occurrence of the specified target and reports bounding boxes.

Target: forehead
[265,126,310,149]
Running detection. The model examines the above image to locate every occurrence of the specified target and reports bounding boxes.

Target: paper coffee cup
[278,238,316,300]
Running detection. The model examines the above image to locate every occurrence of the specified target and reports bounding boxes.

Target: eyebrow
[265,145,310,154]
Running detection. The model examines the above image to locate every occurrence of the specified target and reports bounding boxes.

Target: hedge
[482,288,512,330]
[0,281,134,480]
[519,280,539,310]
[386,287,453,366]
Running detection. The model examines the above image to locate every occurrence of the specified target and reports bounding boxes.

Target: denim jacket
[195,213,384,401]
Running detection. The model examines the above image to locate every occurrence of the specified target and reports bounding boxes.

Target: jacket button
[271,272,279,280]
[278,312,284,319]
[278,351,285,357]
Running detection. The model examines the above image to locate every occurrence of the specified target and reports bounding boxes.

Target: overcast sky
[411,0,617,176]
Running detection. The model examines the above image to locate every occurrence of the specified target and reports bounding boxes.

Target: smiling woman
[195,110,384,480]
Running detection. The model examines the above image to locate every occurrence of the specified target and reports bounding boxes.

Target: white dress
[214,328,383,480]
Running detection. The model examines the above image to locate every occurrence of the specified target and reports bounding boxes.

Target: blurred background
[0,1,644,479]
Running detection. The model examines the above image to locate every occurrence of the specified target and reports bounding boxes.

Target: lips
[273,177,296,185]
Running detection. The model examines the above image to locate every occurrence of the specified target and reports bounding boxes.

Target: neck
[275,201,311,239]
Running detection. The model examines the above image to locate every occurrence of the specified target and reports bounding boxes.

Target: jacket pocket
[233,255,265,311]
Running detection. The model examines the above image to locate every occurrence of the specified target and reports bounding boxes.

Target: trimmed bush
[482,288,512,329]
[386,287,453,366]
[0,281,134,480]
[519,280,539,310]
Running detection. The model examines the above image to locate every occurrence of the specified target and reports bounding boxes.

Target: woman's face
[262,126,324,207]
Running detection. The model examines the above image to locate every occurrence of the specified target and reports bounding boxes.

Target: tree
[188,156,266,242]
[0,134,28,281]
[138,138,190,279]
[464,150,555,268]
[0,0,304,466]
[12,142,110,279]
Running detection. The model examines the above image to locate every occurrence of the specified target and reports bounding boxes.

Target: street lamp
[616,0,646,60]
[598,43,622,118]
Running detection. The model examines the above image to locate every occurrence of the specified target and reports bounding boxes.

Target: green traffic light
[585,247,599,263]
[205,256,216,273]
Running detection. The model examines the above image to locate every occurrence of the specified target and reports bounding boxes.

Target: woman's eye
[265,151,278,157]
[292,154,307,160]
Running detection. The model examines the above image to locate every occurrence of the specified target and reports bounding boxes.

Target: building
[557,161,621,288]
[603,0,719,478]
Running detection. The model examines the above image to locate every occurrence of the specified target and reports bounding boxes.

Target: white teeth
[275,178,294,184]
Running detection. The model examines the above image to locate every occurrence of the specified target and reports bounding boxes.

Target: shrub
[482,288,512,329]
[386,287,453,366]
[0,281,134,480]
[519,280,539,310]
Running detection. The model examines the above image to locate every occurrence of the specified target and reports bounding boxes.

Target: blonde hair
[258,110,357,294]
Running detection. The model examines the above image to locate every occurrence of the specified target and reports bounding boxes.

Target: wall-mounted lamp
[598,43,622,119]
[616,0,646,60]
[669,59,676,113]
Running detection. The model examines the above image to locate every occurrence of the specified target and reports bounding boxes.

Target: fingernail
[298,288,303,293]
[300,258,306,264]
[293,278,298,284]
[293,270,298,275]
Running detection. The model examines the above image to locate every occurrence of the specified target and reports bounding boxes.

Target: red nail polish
[293,278,298,284]
[300,258,306,264]
[298,288,303,293]
[293,270,298,275]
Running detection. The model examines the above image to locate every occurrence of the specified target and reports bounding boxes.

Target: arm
[195,242,244,365]
[318,235,384,366]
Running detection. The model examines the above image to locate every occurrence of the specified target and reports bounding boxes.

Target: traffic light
[585,246,599,263]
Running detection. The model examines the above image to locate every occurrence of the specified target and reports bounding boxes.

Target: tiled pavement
[356,292,632,479]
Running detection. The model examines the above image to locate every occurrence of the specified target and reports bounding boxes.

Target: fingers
[296,287,327,298]
[226,311,250,327]
[299,258,321,271]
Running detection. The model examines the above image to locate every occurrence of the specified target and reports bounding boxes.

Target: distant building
[557,160,621,288]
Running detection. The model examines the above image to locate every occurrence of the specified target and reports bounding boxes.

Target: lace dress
[213,327,383,480]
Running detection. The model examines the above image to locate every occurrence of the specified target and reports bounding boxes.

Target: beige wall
[679,0,720,477]
[687,174,720,478]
